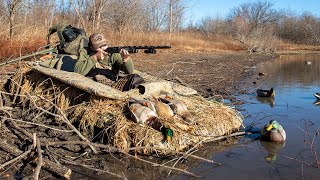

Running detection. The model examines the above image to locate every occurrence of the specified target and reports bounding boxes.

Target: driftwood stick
[0,148,32,170]
[0,106,13,111]
[13,72,23,104]
[0,92,3,107]
[203,131,245,142]
[9,119,36,140]
[34,134,43,180]
[0,140,72,179]
[61,159,126,179]
[46,140,118,153]
[6,117,74,133]
[0,72,15,75]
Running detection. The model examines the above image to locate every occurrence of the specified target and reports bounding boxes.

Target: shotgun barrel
[105,45,171,54]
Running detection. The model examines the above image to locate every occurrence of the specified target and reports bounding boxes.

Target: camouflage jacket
[74,47,134,76]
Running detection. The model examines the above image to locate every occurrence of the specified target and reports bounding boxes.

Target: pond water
[175,54,320,180]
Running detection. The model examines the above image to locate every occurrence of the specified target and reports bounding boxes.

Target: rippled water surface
[176,54,320,180]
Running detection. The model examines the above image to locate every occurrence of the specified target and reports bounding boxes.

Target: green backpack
[48,22,89,55]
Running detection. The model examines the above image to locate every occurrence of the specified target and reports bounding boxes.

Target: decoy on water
[256,88,275,97]
[261,120,286,142]
[314,92,320,100]
[305,61,312,65]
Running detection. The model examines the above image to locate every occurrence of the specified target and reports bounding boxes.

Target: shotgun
[105,46,171,54]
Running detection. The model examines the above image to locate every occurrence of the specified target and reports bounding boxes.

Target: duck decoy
[261,120,286,142]
[130,98,156,112]
[129,103,159,127]
[161,127,174,142]
[258,72,266,76]
[314,93,320,100]
[305,61,312,65]
[158,96,195,123]
[153,99,174,119]
[256,88,275,97]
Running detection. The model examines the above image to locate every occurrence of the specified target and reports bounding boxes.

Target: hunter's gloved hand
[120,49,130,62]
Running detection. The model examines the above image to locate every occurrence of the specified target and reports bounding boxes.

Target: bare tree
[5,0,22,41]
[168,0,189,33]
[227,1,280,53]
[143,0,167,31]
[103,0,145,34]
[198,16,228,37]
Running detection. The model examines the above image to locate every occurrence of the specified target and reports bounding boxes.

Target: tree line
[193,1,320,52]
[1,0,319,53]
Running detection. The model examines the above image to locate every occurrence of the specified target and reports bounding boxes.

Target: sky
[186,0,320,22]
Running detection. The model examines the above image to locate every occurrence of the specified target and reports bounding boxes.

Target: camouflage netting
[7,67,243,155]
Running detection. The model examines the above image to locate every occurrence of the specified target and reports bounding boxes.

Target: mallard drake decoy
[256,88,275,97]
[161,127,173,142]
[261,120,286,142]
[314,93,320,100]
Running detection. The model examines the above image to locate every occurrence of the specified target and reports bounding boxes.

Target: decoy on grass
[261,120,286,142]
[314,92,320,100]
[256,88,275,97]
[158,96,195,124]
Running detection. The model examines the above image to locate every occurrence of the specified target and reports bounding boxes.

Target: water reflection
[313,100,320,106]
[256,97,275,108]
[260,141,285,163]
[260,54,320,86]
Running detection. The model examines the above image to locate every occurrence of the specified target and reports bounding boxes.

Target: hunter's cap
[89,33,108,51]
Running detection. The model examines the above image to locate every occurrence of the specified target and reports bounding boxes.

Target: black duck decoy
[256,88,275,97]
